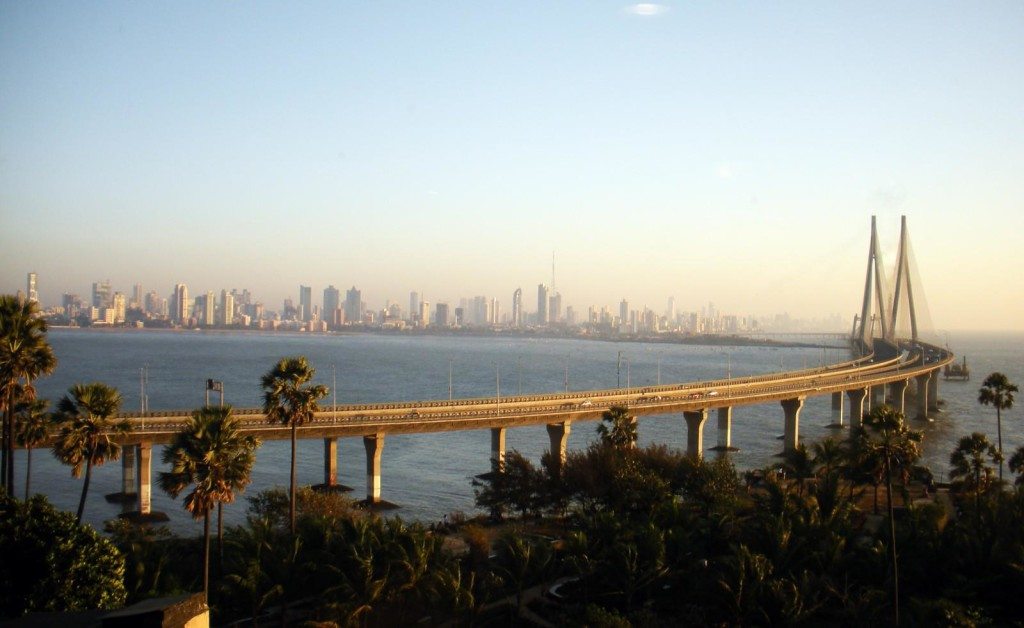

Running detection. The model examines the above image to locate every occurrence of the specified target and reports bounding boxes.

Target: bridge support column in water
[713,407,736,451]
[683,410,707,459]
[138,442,152,514]
[324,438,338,486]
[546,422,571,477]
[928,373,939,412]
[847,388,868,431]
[781,397,805,452]
[491,427,506,471]
[890,379,909,416]
[915,372,931,420]
[121,444,137,497]
[829,392,845,428]
[363,434,385,504]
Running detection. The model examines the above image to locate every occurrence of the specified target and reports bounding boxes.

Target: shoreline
[46,323,848,350]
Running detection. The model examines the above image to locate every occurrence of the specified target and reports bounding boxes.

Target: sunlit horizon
[2,3,1022,331]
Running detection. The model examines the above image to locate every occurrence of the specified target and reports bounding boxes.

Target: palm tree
[52,383,130,524]
[596,405,637,450]
[978,372,1017,483]
[261,356,327,535]
[858,404,922,627]
[949,432,1001,514]
[0,295,57,493]
[159,405,259,598]
[781,443,816,495]
[15,398,50,499]
[811,437,844,481]
[1008,445,1024,488]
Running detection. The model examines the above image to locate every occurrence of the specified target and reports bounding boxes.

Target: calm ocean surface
[16,329,1023,535]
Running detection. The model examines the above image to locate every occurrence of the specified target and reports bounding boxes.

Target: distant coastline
[46,323,846,350]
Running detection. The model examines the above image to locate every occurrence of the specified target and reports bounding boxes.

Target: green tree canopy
[0,492,126,618]
[0,295,57,494]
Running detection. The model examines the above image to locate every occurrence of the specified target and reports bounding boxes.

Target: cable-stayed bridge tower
[855,215,924,348]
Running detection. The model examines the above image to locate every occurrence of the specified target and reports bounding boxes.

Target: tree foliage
[0,492,126,618]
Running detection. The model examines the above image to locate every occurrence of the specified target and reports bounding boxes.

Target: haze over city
[2,2,1022,330]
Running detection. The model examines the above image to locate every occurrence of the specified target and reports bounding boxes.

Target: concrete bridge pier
[846,388,868,431]
[683,410,707,459]
[324,438,338,486]
[829,392,845,428]
[916,373,931,420]
[714,407,735,451]
[781,397,805,453]
[138,442,152,514]
[121,444,138,497]
[546,422,571,477]
[491,427,506,471]
[928,372,939,411]
[890,379,909,416]
[363,434,385,504]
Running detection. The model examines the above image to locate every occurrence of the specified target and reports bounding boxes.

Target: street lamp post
[332,364,337,421]
[449,358,453,402]
[617,350,622,388]
[495,363,501,413]
[564,354,569,393]
[205,379,224,407]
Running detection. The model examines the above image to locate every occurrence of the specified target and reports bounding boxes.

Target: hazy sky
[1,2,1021,331]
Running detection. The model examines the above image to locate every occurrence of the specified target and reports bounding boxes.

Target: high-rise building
[490,298,500,325]
[548,292,562,324]
[131,283,144,309]
[26,272,38,304]
[299,285,312,322]
[221,289,234,326]
[172,283,189,324]
[345,287,362,324]
[203,292,216,327]
[419,300,431,327]
[92,280,112,309]
[537,284,549,325]
[62,293,81,318]
[323,285,340,328]
[435,303,449,327]
[409,292,419,323]
[112,292,127,323]
[512,288,523,328]
[619,299,629,325]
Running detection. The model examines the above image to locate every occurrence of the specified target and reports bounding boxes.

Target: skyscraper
[409,292,419,323]
[323,285,340,328]
[548,292,562,324]
[172,283,189,324]
[221,289,234,326]
[299,285,312,322]
[26,272,38,304]
[537,284,549,325]
[512,288,522,328]
[435,303,449,327]
[345,287,362,324]
[619,299,629,325]
[92,280,112,309]
[203,291,216,327]
[112,292,126,323]
[132,283,144,309]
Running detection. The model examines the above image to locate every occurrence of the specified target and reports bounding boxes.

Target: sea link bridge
[45,216,955,516]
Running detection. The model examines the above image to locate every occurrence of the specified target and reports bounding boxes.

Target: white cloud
[625,3,669,17]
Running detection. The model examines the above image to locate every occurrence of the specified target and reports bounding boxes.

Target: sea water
[16,329,1022,535]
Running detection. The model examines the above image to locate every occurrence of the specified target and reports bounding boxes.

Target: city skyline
[2,3,1022,330]
[15,269,846,333]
